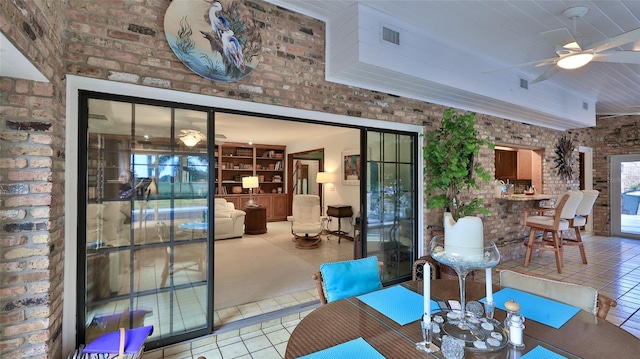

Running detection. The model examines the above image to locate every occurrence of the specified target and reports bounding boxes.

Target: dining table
[285,280,640,358]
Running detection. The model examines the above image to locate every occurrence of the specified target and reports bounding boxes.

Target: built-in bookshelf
[215,142,286,196]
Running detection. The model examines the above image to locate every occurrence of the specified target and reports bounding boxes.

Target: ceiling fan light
[557,53,593,69]
[180,132,203,147]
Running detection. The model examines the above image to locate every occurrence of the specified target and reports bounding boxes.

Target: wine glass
[429,236,500,343]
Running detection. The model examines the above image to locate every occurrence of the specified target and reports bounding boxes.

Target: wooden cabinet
[215,142,285,196]
[495,150,517,181]
[244,206,267,234]
[219,193,287,222]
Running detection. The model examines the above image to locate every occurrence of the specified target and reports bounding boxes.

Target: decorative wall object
[164,0,262,82]
[342,150,360,186]
[554,135,575,180]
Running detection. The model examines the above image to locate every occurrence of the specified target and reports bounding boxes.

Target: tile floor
[145,234,640,358]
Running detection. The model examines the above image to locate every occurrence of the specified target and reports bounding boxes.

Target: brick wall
[0,0,66,358]
[424,113,593,251]
[0,0,615,358]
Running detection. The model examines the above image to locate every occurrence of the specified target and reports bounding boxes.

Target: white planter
[443,212,484,259]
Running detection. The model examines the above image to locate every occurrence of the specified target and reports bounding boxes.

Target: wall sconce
[242,176,260,207]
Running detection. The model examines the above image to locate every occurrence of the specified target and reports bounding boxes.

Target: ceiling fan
[491,6,640,84]
[598,106,640,120]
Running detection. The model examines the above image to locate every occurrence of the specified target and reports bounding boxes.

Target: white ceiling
[267,0,640,130]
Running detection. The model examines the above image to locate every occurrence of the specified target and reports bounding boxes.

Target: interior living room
[2,1,640,358]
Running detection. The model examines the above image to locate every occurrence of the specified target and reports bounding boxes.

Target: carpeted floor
[213,221,352,309]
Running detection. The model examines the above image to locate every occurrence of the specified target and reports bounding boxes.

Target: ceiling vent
[520,78,528,90]
[583,102,588,110]
[382,26,400,45]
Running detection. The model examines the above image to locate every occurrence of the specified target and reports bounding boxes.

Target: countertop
[500,194,554,201]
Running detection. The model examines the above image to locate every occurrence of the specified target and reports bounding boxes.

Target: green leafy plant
[423,108,493,221]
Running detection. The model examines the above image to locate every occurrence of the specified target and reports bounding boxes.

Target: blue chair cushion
[320,256,382,303]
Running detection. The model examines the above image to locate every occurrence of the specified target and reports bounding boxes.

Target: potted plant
[423,108,493,222]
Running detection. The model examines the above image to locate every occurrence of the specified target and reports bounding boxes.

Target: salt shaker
[504,299,525,348]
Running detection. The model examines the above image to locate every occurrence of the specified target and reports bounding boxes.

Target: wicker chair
[412,255,439,281]
[312,257,383,305]
[498,269,616,319]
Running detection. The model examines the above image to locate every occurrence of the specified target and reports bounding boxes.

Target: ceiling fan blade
[598,113,640,120]
[588,27,640,53]
[483,57,557,74]
[540,28,579,49]
[530,65,562,84]
[593,50,640,64]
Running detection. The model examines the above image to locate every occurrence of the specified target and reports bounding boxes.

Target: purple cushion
[83,325,153,354]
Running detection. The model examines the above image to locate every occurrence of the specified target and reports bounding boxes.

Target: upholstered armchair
[288,194,326,249]
[214,198,246,240]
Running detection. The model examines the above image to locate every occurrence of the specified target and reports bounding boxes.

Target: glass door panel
[611,154,640,238]
[83,96,211,347]
[364,130,417,283]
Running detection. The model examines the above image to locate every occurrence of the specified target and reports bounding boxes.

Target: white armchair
[287,195,326,249]
[214,198,246,240]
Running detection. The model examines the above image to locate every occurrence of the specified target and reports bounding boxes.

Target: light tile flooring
[145,235,640,358]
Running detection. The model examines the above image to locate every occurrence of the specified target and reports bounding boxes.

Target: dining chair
[562,189,599,264]
[412,255,439,281]
[523,191,583,273]
[498,269,617,319]
[311,256,383,304]
[159,222,206,287]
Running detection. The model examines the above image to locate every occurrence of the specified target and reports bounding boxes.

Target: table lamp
[316,172,333,215]
[242,176,260,207]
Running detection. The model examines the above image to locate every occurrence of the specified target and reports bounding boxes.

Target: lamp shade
[316,172,333,184]
[242,176,259,189]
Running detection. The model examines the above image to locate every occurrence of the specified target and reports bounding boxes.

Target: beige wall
[1,0,631,358]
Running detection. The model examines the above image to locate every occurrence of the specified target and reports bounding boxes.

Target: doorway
[287,149,324,215]
[610,154,640,239]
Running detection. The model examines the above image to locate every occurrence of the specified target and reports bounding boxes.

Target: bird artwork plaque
[164,0,262,82]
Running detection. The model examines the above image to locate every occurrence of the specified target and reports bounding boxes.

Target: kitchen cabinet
[495,150,517,181]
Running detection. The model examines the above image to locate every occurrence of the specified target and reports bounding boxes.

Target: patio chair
[499,269,616,319]
[312,256,383,304]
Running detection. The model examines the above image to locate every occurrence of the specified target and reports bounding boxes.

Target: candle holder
[485,300,495,320]
[416,320,438,353]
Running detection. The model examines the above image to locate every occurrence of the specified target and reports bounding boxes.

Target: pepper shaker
[504,299,525,348]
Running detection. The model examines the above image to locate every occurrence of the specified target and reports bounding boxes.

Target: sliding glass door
[363,130,418,283]
[611,154,640,239]
[80,93,212,347]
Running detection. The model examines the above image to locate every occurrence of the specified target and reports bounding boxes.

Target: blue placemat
[356,285,439,325]
[298,337,384,359]
[482,288,580,329]
[521,345,568,359]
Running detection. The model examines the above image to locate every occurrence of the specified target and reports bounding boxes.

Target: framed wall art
[164,0,262,82]
[342,150,360,186]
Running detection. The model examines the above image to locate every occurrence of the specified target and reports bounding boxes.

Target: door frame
[610,153,640,239]
[578,146,594,233]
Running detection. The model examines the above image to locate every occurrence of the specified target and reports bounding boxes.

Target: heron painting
[164,0,261,82]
